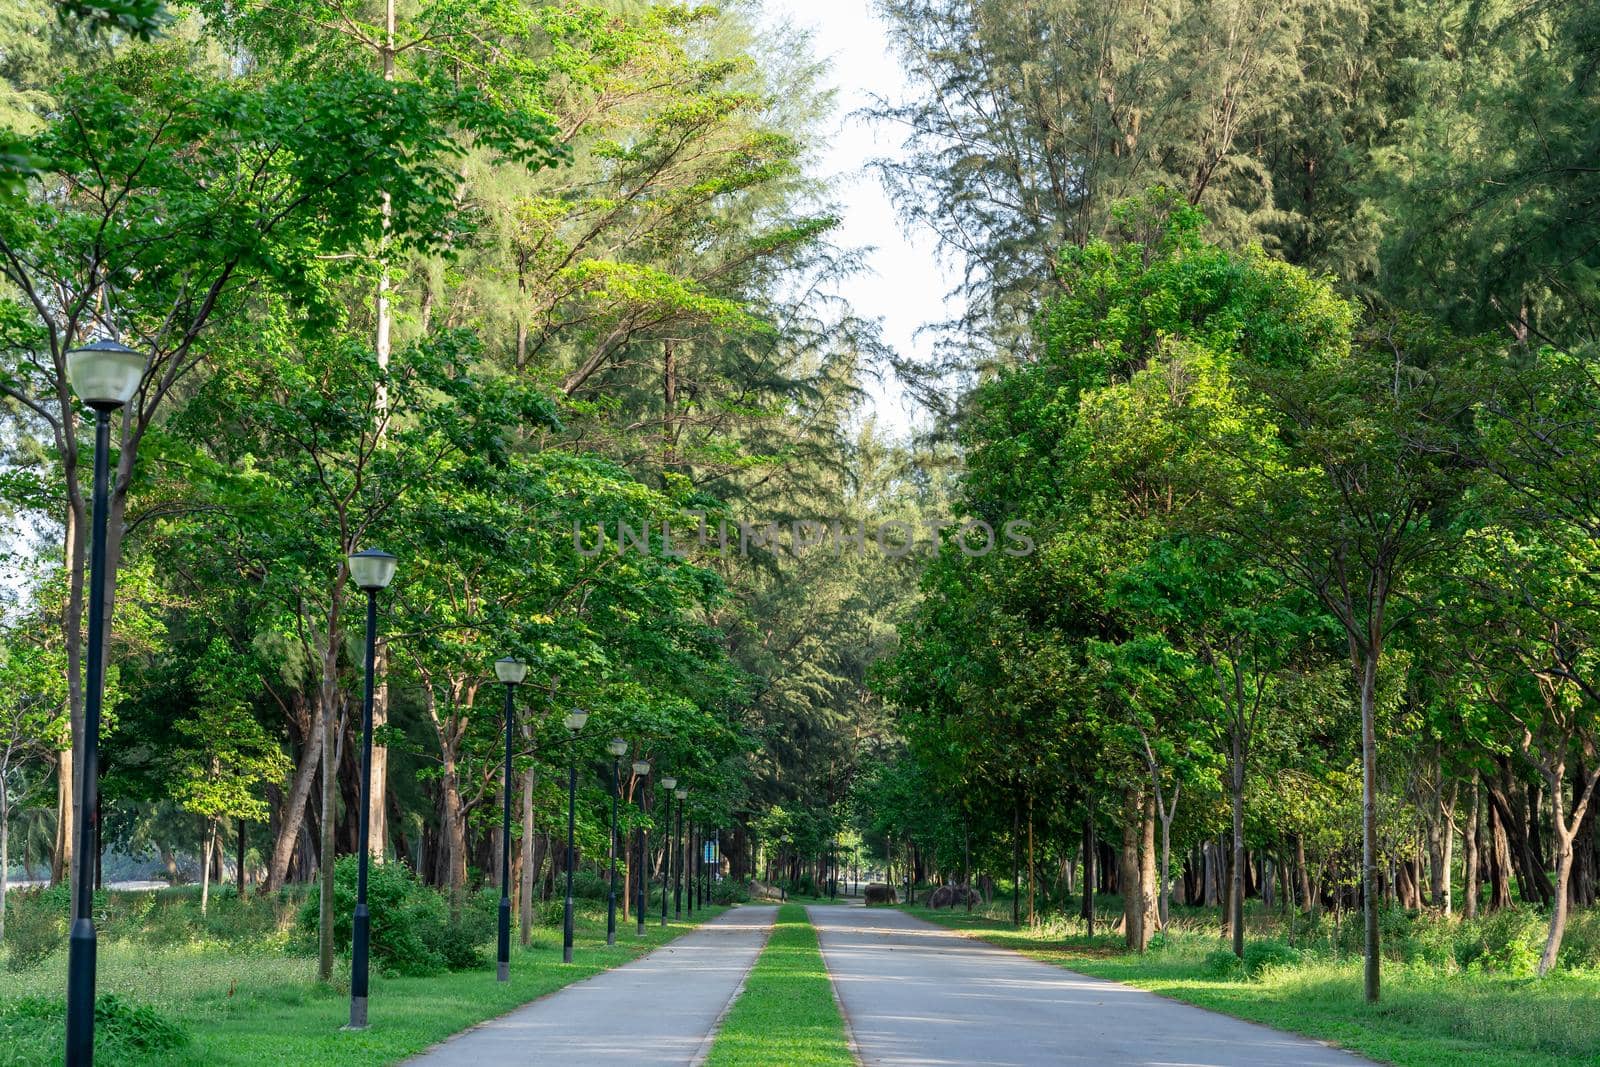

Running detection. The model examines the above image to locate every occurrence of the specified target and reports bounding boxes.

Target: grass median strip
[703,904,854,1067]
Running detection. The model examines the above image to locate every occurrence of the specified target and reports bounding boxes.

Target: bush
[1242,938,1301,978]
[295,857,493,976]
[0,994,188,1062]
[710,879,749,905]
[1457,907,1546,976]
[1556,909,1600,970]
[1202,947,1242,978]
[569,869,612,901]
[4,887,67,973]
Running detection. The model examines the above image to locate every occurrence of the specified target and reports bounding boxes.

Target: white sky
[761,0,959,437]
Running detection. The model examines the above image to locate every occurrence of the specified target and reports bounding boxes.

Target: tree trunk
[368,642,389,860]
[267,696,321,891]
[1463,777,1480,920]
[1120,785,1147,952]
[1485,770,1555,905]
[1358,645,1381,1003]
[1296,834,1314,918]
[317,685,338,983]
[1230,719,1246,958]
[54,747,71,889]
[519,767,536,945]
[1488,796,1513,911]
[0,777,9,943]
[1080,809,1095,935]
[1140,790,1158,940]
[1539,761,1600,975]
[1026,795,1036,926]
[201,820,216,916]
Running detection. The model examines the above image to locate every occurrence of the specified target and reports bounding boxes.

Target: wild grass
[1,885,723,1066]
[703,903,853,1067]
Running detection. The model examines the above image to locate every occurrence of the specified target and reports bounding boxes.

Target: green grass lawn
[905,903,1600,1067]
[1,900,724,1066]
[704,903,853,1067]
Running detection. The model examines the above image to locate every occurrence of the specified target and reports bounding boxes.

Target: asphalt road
[808,905,1375,1067]
[407,905,776,1066]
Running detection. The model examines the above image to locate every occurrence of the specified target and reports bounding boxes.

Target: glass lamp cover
[632,760,651,776]
[564,709,589,732]
[607,738,629,757]
[494,657,527,685]
[67,340,146,408]
[674,788,687,800]
[660,776,677,790]
[347,548,398,590]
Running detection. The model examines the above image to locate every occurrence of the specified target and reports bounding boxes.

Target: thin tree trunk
[1463,777,1480,920]
[369,643,389,860]
[1230,720,1246,958]
[54,746,71,889]
[520,767,536,945]
[318,686,337,983]
[1358,645,1381,1002]
[1121,785,1146,951]
[1080,809,1095,935]
[0,777,9,943]
[201,820,216,916]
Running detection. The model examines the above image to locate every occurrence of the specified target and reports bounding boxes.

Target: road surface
[408,905,776,1066]
[808,905,1373,1066]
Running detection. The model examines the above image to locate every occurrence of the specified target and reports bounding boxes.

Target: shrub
[1457,907,1546,976]
[1242,938,1301,978]
[1202,947,1242,978]
[1557,909,1600,971]
[297,857,456,976]
[4,887,67,973]
[0,994,188,1062]
[710,879,749,905]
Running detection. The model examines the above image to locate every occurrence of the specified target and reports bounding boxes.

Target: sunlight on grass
[704,903,852,1067]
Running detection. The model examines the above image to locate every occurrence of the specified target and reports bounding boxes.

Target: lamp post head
[660,776,677,791]
[674,788,687,801]
[347,548,398,591]
[632,759,651,776]
[67,339,146,410]
[564,708,589,733]
[607,738,628,757]
[494,657,528,685]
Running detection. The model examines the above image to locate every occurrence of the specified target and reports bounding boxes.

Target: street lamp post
[63,340,145,1067]
[659,777,677,926]
[346,548,399,1030]
[605,739,628,946]
[493,658,528,982]
[673,788,687,918]
[561,708,589,963]
[686,821,695,917]
[632,760,650,936]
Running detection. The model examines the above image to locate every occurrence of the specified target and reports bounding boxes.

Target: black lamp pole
[65,404,113,1064]
[347,545,397,1031]
[62,340,145,1066]
[493,659,525,982]
[558,709,589,963]
[607,749,622,946]
[686,821,695,917]
[673,794,684,918]
[636,780,649,936]
[659,778,675,927]
[660,806,670,927]
[499,684,514,979]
